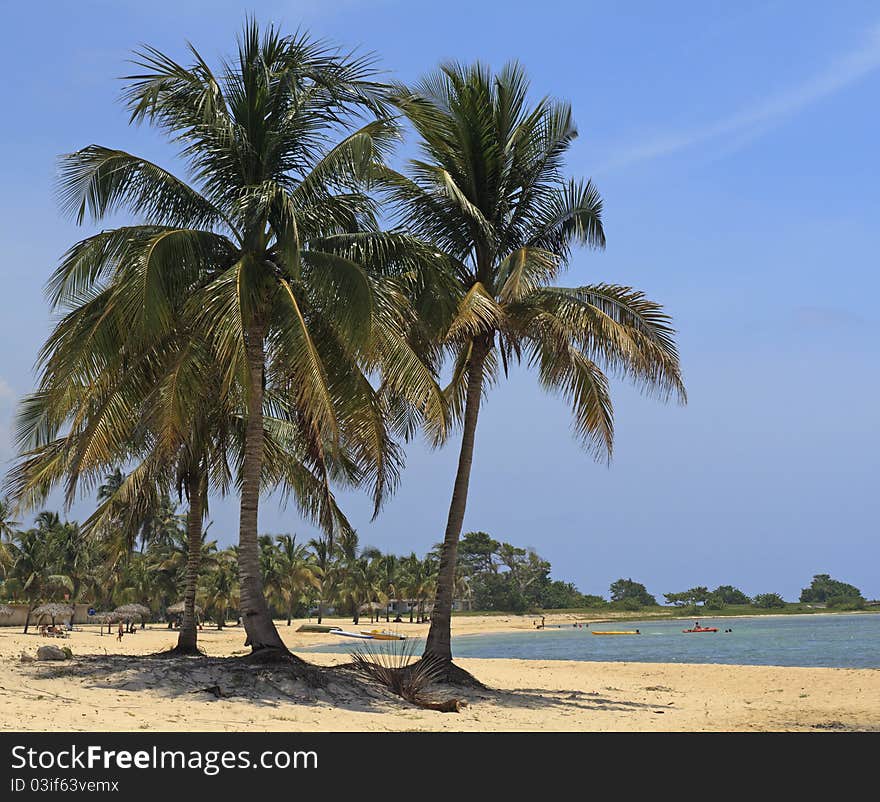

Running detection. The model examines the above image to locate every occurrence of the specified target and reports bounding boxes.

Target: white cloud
[597,23,880,173]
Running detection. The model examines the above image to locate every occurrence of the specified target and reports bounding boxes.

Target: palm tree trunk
[23,604,34,634]
[238,320,288,653]
[424,339,488,662]
[176,471,205,653]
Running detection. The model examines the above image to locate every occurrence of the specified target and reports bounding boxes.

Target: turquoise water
[298,614,880,669]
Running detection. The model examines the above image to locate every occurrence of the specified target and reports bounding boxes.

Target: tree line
[1,19,685,672]
[610,575,868,612]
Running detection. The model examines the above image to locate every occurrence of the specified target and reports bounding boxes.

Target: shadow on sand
[19,652,665,720]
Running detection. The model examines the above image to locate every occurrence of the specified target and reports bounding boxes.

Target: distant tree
[458,532,501,575]
[710,585,751,605]
[610,578,656,606]
[537,581,595,610]
[753,593,786,609]
[799,574,863,607]
[663,592,690,608]
[664,586,709,609]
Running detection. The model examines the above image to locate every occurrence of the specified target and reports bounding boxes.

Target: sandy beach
[1,613,877,732]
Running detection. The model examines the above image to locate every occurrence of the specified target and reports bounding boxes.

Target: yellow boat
[591,630,640,635]
[361,630,406,640]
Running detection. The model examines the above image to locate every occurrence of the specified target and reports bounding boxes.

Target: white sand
[1,613,877,732]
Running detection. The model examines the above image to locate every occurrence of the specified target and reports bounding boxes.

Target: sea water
[298,613,880,668]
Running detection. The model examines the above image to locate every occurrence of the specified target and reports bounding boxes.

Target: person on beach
[117,623,124,642]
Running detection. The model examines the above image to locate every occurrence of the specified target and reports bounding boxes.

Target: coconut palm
[202,549,239,629]
[0,498,19,541]
[308,536,334,623]
[33,20,444,657]
[273,534,319,625]
[383,62,686,665]
[376,553,400,622]
[5,528,73,632]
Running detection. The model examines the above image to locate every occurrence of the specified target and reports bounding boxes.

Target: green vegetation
[610,578,657,606]
[456,532,591,612]
[753,593,787,609]
[800,574,865,609]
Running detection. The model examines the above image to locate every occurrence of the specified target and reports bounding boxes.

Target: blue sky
[1,1,877,602]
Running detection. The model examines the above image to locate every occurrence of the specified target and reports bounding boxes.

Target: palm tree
[0,498,19,541]
[376,553,400,622]
[273,534,319,625]
[5,527,73,632]
[308,536,334,624]
[203,549,239,629]
[385,63,686,666]
[137,493,184,551]
[39,20,443,657]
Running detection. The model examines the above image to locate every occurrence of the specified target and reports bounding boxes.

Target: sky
[0,1,877,603]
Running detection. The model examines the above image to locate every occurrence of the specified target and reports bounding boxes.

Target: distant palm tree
[385,63,686,666]
[203,550,239,629]
[273,534,319,625]
[5,527,73,632]
[376,553,400,622]
[308,536,335,624]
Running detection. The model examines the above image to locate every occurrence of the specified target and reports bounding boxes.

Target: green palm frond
[57,146,235,233]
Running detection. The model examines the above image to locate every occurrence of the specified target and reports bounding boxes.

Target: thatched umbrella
[114,604,151,631]
[166,601,202,632]
[32,603,74,626]
[90,611,117,635]
[115,603,150,618]
[359,600,384,624]
[0,604,13,617]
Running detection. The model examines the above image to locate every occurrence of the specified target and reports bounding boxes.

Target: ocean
[299,613,880,669]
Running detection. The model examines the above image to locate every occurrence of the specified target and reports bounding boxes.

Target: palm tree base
[237,648,327,687]
[408,656,488,689]
[154,645,207,658]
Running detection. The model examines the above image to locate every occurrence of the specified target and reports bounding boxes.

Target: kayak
[682,627,718,633]
[329,629,374,639]
[297,624,344,633]
[361,630,406,640]
[592,630,640,635]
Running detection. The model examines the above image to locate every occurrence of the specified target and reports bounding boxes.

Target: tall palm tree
[385,63,686,666]
[40,20,443,657]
